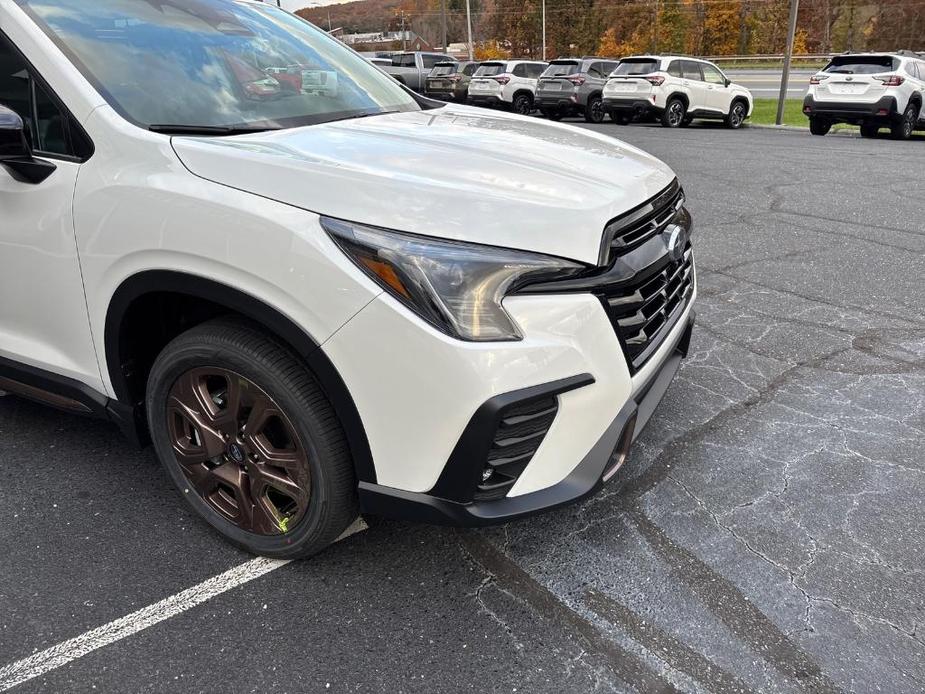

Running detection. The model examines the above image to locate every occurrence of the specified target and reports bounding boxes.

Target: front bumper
[355,314,695,526]
[802,95,898,123]
[359,307,694,527]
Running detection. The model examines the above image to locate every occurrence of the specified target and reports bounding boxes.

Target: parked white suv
[467,60,548,114]
[0,0,695,558]
[803,52,925,139]
[603,56,753,128]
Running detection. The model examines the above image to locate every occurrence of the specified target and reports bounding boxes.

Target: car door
[681,60,706,111]
[0,31,101,388]
[701,62,732,113]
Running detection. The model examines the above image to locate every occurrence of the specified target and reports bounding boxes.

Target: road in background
[1,124,923,693]
[724,68,814,100]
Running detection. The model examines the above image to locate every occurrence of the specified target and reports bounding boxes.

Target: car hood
[171,105,676,265]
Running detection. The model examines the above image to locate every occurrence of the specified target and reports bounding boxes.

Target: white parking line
[0,557,290,692]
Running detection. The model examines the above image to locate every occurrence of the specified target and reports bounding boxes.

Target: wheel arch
[730,94,751,116]
[104,270,376,483]
[512,88,534,103]
[666,91,689,109]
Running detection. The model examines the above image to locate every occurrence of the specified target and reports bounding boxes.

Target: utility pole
[400,10,407,51]
[541,0,546,60]
[327,9,332,31]
[465,0,473,60]
[775,0,799,125]
[653,0,659,53]
[441,0,447,51]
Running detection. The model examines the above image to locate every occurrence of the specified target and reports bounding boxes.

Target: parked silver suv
[535,58,619,123]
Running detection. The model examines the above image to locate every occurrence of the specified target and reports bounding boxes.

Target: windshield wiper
[148,124,280,136]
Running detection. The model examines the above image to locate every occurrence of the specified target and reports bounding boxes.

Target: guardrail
[705,54,830,62]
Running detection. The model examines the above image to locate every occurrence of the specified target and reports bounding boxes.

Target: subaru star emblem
[665,224,687,262]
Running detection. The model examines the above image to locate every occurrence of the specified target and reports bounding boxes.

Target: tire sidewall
[513,94,532,115]
[663,98,685,127]
[727,101,746,129]
[147,339,346,558]
[585,97,604,123]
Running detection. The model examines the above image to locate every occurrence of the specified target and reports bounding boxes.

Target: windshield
[542,61,579,77]
[613,59,660,75]
[17,0,420,130]
[823,56,899,74]
[475,63,507,77]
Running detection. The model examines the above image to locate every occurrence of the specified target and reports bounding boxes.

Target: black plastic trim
[428,373,596,503]
[104,270,376,482]
[0,355,144,443]
[358,317,694,526]
[0,28,95,163]
[802,95,899,122]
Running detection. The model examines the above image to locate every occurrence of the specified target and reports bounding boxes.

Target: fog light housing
[602,413,637,483]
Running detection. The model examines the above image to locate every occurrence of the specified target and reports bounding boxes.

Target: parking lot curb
[745,123,858,136]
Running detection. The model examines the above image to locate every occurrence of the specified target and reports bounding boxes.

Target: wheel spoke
[166,366,312,537]
[247,432,302,470]
[168,371,229,458]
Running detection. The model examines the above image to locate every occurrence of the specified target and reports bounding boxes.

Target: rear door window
[823,56,898,74]
[527,63,545,78]
[392,53,415,67]
[682,60,703,80]
[613,59,660,75]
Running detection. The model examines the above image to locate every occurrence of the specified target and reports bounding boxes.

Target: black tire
[809,117,831,136]
[724,100,747,129]
[584,95,605,123]
[890,102,917,140]
[661,97,686,127]
[146,317,358,559]
[860,123,880,138]
[680,115,693,127]
[541,108,563,121]
[512,93,533,116]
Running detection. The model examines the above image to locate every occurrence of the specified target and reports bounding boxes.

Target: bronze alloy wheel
[167,367,310,535]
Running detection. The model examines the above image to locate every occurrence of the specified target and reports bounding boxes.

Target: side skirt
[0,356,145,446]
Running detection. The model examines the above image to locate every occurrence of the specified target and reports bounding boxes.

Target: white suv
[603,55,753,128]
[467,60,548,114]
[803,52,925,139]
[0,0,695,558]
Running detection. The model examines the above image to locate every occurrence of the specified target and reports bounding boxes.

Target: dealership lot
[1,124,923,693]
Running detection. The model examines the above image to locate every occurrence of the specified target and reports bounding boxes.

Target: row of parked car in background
[370,51,755,129]
[368,49,925,138]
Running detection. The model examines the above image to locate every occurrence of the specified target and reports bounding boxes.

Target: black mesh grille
[602,180,683,260]
[601,248,694,370]
[474,396,558,500]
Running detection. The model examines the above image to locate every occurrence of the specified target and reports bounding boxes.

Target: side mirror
[725,78,731,87]
[0,104,56,184]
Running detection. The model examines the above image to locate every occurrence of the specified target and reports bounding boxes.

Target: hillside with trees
[296,0,924,57]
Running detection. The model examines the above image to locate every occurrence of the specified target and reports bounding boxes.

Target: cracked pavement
[1,124,923,692]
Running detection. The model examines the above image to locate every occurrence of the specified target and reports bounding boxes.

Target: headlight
[322,217,585,341]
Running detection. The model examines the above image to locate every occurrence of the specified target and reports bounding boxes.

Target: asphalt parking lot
[1,123,923,693]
